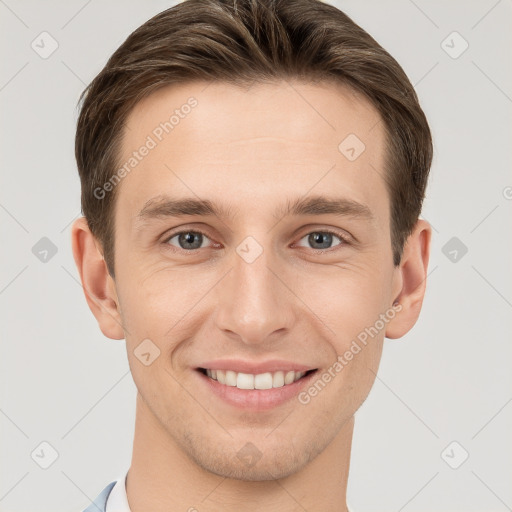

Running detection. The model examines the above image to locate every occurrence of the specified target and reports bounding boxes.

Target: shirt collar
[105,468,131,512]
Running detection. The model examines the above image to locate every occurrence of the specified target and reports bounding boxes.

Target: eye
[163,230,213,251]
[295,230,349,251]
[161,228,350,254]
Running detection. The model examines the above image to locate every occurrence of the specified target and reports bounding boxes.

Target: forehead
[116,79,388,224]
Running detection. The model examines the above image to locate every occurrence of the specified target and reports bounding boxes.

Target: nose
[213,240,296,347]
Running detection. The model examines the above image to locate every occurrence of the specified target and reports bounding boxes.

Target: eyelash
[161,228,351,254]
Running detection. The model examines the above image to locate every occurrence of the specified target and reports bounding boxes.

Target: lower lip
[196,369,318,411]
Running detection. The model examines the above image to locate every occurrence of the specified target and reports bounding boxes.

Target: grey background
[1,0,511,511]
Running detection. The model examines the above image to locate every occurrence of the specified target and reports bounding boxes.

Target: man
[71,0,432,510]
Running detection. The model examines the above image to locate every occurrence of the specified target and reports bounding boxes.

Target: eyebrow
[134,194,374,229]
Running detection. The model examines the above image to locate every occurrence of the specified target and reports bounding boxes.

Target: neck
[127,392,353,512]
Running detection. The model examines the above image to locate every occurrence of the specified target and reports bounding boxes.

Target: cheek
[293,263,389,401]
[296,260,391,340]
[118,264,218,348]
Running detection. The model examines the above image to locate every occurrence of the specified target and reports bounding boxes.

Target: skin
[71,79,431,512]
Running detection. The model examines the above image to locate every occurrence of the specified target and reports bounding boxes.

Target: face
[103,79,405,479]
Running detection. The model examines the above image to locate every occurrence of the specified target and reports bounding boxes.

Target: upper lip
[197,359,317,374]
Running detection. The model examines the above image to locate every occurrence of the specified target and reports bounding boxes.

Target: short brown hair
[75,0,433,278]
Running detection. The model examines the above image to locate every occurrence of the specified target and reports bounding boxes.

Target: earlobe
[71,217,125,340]
[385,219,432,340]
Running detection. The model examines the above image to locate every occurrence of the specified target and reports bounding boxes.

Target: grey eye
[297,232,343,250]
[167,231,210,250]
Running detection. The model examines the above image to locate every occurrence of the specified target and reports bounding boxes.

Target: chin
[182,431,323,482]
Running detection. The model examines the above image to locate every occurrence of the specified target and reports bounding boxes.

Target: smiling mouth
[197,368,317,390]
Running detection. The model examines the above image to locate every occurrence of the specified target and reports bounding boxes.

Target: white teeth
[203,368,311,389]
[284,371,295,385]
[254,372,273,390]
[225,370,237,386]
[272,371,284,388]
[237,372,254,389]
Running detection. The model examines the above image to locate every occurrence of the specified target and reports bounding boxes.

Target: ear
[71,217,125,340]
[385,219,432,339]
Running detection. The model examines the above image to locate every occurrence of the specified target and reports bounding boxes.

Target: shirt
[81,469,130,512]
[105,469,131,512]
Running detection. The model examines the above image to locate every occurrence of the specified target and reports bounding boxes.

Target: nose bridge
[213,236,294,343]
